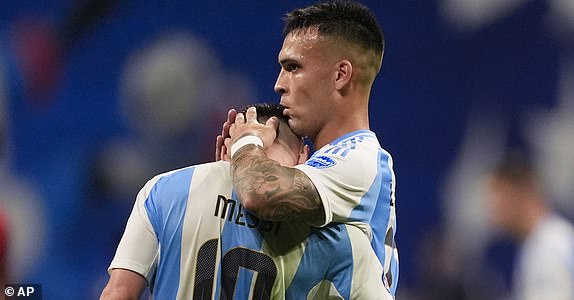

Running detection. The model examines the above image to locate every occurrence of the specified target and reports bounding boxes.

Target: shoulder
[304,131,377,167]
[149,161,227,189]
[539,215,574,244]
[320,130,380,157]
[525,214,574,257]
[305,130,394,176]
[144,161,229,203]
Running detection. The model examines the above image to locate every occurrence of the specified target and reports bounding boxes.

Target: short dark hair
[282,1,384,58]
[241,103,288,124]
[491,150,537,186]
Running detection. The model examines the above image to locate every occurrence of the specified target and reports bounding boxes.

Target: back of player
[109,160,390,299]
[218,192,390,299]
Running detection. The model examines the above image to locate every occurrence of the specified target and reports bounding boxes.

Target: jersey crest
[306,156,337,169]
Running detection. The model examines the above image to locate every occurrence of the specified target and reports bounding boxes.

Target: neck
[516,198,548,241]
[312,103,370,149]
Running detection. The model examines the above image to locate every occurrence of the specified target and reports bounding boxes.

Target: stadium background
[0,0,572,299]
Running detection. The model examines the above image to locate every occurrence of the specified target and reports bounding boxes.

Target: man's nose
[274,71,287,95]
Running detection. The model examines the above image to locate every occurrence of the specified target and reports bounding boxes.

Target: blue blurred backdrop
[1,0,573,299]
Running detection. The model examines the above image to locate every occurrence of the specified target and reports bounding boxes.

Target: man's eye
[286,64,299,71]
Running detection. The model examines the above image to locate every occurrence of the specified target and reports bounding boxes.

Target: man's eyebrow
[279,58,299,65]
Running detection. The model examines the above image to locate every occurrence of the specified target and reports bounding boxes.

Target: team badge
[306,156,337,169]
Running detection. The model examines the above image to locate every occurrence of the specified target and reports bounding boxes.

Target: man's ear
[298,144,310,164]
[334,60,352,91]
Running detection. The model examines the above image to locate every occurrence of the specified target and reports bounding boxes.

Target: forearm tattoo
[231,145,324,223]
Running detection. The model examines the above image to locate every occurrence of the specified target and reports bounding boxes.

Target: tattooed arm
[231,144,325,224]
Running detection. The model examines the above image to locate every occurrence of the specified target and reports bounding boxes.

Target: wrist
[230,135,264,158]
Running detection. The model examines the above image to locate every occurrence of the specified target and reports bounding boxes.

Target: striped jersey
[295,130,399,295]
[109,158,393,299]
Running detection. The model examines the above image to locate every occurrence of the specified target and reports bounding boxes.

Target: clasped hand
[215,107,279,161]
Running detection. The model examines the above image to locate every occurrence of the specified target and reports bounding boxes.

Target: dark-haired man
[222,1,399,298]
[486,152,574,300]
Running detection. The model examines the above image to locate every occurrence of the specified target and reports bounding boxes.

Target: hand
[229,106,278,150]
[215,109,237,161]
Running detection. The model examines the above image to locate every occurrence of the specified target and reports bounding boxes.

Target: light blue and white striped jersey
[295,130,399,295]
[109,159,393,299]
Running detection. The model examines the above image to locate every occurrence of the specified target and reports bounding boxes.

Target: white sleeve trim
[106,176,162,284]
[108,257,157,283]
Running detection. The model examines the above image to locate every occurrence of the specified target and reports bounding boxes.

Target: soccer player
[101,103,388,300]
[486,151,574,300]
[221,1,399,298]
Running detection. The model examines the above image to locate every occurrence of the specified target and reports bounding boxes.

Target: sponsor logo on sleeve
[306,156,336,169]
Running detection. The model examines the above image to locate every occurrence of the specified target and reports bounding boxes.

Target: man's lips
[282,108,291,118]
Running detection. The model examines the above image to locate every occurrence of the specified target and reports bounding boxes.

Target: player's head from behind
[275,0,384,139]
[486,150,547,240]
[241,103,308,167]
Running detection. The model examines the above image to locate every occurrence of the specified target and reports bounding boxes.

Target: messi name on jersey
[214,195,282,235]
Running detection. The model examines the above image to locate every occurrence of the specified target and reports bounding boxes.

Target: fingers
[228,107,276,148]
[221,109,237,139]
[227,109,237,126]
[231,109,249,139]
[265,116,279,131]
[235,112,245,125]
[229,112,244,138]
[245,106,257,123]
[218,108,237,161]
[222,121,231,139]
[215,135,224,161]
[223,137,231,161]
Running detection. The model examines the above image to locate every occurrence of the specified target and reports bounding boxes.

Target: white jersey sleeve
[108,175,163,283]
[294,131,395,230]
[294,130,399,296]
[515,214,574,300]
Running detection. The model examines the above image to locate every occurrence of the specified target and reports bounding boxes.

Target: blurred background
[0,0,573,299]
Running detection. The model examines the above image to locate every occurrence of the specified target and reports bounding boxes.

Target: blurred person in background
[439,1,574,296]
[486,150,574,300]
[442,0,574,222]
[0,51,45,287]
